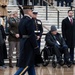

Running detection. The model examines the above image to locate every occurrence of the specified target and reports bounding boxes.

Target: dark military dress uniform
[18,16,38,68]
[33,18,43,65]
[33,19,43,47]
[15,14,39,75]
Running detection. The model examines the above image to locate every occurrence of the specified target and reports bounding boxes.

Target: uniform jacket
[33,19,43,40]
[8,17,20,42]
[62,17,75,48]
[18,15,38,68]
[45,31,66,47]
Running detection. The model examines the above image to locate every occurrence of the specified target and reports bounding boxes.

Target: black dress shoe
[66,60,72,67]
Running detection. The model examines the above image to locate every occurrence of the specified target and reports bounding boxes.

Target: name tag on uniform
[34,30,40,33]
[56,40,60,45]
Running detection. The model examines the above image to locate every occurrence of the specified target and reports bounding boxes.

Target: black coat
[18,16,38,68]
[45,31,66,47]
[62,17,75,48]
[0,25,7,59]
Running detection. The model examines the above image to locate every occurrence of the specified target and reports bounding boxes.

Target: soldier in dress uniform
[33,11,43,67]
[33,11,43,48]
[14,6,40,75]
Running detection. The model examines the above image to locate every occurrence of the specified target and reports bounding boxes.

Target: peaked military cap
[33,11,38,14]
[23,5,33,10]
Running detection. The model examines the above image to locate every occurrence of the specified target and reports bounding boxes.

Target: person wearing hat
[33,11,43,48]
[45,25,72,66]
[14,6,40,75]
[33,11,43,67]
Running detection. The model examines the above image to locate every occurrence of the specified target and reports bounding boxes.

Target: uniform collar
[24,14,32,19]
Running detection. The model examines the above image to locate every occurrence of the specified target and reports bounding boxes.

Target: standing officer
[14,6,40,75]
[33,11,43,48]
[62,10,75,64]
[33,11,43,67]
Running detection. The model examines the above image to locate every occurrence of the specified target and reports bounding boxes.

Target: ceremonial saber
[19,66,28,75]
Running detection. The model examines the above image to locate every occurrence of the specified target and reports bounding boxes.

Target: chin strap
[16,1,24,17]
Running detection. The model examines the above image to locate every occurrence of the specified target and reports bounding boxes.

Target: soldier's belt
[34,30,40,33]
[22,35,29,38]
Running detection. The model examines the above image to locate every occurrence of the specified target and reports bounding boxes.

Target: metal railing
[71,6,75,18]
[43,0,60,28]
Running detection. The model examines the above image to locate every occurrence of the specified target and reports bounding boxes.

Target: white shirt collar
[68,17,72,21]
[24,14,32,19]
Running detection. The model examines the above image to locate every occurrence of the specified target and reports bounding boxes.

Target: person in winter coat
[45,25,71,66]
[62,10,75,64]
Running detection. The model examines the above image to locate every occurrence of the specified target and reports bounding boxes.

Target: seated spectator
[45,25,71,66]
[55,0,64,6]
